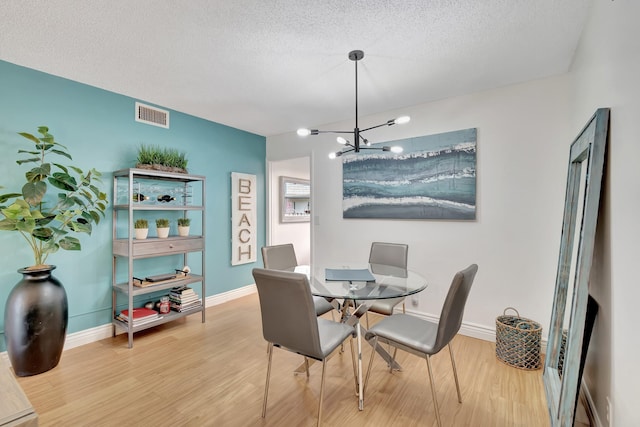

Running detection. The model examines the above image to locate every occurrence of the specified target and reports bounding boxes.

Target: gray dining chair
[364,242,409,326]
[252,268,357,427]
[261,243,334,316]
[363,264,478,427]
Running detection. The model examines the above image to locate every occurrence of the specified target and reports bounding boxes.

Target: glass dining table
[298,263,428,410]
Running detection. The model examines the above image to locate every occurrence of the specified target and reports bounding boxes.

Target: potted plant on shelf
[177,217,191,237]
[136,144,188,174]
[0,126,108,376]
[134,218,149,240]
[156,218,170,238]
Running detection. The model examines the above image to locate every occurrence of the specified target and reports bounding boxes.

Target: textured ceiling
[0,1,591,137]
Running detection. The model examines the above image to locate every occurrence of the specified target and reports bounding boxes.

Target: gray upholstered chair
[252,268,356,427]
[363,264,478,427]
[364,242,409,326]
[261,243,334,316]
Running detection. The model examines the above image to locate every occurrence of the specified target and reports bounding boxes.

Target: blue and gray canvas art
[342,128,477,220]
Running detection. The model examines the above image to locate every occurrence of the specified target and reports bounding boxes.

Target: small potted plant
[156,218,170,238]
[134,218,148,240]
[136,144,188,173]
[177,217,191,236]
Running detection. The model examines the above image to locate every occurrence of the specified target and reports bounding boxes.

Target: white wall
[268,74,573,339]
[268,157,311,265]
[268,6,640,422]
[568,1,640,426]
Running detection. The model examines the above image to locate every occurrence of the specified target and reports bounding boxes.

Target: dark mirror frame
[544,108,609,426]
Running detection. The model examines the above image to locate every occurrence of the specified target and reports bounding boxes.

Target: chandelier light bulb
[394,116,411,125]
[336,137,348,145]
[390,146,404,153]
[297,128,312,137]
[328,152,337,159]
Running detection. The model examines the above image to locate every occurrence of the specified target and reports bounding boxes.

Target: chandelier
[297,50,410,159]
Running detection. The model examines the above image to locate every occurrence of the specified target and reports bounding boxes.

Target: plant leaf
[16,157,41,165]
[71,220,92,233]
[22,181,47,205]
[32,227,53,241]
[16,218,36,233]
[0,193,22,203]
[25,164,51,183]
[0,218,18,231]
[48,173,77,191]
[89,210,100,223]
[59,236,81,251]
[52,163,69,174]
[18,132,40,144]
[51,149,72,160]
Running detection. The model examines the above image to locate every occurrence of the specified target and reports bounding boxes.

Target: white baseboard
[581,381,603,427]
[61,284,258,352]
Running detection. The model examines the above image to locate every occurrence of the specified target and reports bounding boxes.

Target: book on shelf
[170,300,202,313]
[118,307,160,326]
[120,307,158,320]
[169,286,200,311]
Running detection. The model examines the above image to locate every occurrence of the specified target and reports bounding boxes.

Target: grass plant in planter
[177,217,191,237]
[136,144,188,174]
[134,218,149,240]
[0,126,108,376]
[156,218,170,238]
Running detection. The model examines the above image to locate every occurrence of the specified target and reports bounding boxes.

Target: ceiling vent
[135,102,169,128]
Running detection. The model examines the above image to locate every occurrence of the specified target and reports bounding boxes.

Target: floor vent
[135,102,169,128]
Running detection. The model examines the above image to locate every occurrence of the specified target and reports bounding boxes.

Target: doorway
[267,157,311,265]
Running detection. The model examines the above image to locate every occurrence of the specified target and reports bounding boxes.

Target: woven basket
[495,307,542,370]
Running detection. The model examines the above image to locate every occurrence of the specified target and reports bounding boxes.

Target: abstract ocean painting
[342,128,477,220]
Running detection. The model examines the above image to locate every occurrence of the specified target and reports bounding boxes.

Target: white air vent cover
[135,102,169,128]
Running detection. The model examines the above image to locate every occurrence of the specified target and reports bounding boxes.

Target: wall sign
[231,172,257,265]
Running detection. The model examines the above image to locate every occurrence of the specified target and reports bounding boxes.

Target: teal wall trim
[0,60,266,351]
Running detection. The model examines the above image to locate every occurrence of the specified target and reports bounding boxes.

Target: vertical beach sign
[231,172,257,265]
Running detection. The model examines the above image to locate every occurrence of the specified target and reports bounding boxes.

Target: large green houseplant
[0,126,108,376]
[0,126,108,266]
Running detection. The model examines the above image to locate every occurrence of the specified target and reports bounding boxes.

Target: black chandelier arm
[313,129,354,135]
[360,120,395,133]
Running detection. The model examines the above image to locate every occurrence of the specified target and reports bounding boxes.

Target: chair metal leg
[262,343,274,418]
[349,337,358,395]
[425,355,442,427]
[317,359,327,427]
[304,356,310,378]
[389,347,398,373]
[365,311,370,328]
[448,343,462,403]
[363,337,378,398]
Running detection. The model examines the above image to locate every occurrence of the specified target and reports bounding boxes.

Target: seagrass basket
[495,307,542,370]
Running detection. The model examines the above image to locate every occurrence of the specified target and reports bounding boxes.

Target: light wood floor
[16,293,554,426]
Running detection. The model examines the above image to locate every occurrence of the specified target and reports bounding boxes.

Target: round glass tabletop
[308,263,427,300]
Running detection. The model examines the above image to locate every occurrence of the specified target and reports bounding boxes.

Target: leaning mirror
[280,176,310,223]
[544,108,609,426]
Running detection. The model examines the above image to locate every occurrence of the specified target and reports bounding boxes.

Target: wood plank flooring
[15,293,554,426]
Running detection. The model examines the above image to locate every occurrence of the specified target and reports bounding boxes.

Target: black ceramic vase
[4,265,68,377]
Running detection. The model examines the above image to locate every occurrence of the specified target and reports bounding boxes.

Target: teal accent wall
[0,60,266,351]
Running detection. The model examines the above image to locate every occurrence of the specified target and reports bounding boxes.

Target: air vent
[135,102,169,128]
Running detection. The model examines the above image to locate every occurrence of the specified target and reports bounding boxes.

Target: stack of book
[117,307,160,327]
[169,286,201,312]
